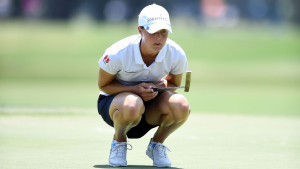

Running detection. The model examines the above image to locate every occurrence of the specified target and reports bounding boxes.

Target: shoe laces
[154,144,171,158]
[111,142,132,156]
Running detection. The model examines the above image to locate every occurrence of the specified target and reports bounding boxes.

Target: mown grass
[1,113,300,169]
[0,21,300,169]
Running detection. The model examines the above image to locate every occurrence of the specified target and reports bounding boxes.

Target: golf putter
[153,71,191,92]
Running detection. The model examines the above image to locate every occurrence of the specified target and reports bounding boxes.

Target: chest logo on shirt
[103,55,110,64]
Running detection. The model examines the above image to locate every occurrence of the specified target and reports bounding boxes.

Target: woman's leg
[145,91,190,143]
[109,92,145,142]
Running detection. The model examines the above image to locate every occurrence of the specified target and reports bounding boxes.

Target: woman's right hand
[135,83,158,101]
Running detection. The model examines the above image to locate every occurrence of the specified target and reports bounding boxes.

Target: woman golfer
[97,4,190,167]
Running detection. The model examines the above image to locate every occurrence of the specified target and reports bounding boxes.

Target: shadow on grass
[93,165,182,169]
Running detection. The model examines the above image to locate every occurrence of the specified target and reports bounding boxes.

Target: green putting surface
[1,111,299,169]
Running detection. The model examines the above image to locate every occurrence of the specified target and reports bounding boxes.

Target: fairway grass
[1,21,300,115]
[0,111,299,169]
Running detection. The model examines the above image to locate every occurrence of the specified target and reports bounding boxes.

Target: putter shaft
[152,71,191,92]
[153,86,184,91]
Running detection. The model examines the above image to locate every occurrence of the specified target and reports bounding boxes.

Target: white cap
[138,4,172,34]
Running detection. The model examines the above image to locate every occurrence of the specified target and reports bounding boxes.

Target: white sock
[151,138,162,144]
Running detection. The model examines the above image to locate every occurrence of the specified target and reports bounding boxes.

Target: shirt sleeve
[98,53,121,75]
[170,51,188,75]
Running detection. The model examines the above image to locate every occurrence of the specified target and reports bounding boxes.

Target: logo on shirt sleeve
[103,55,110,64]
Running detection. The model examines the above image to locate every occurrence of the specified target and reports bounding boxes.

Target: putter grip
[184,71,191,92]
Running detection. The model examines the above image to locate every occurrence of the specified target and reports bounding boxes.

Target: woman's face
[139,27,169,54]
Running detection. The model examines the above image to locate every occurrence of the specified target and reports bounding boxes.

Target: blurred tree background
[1,0,299,25]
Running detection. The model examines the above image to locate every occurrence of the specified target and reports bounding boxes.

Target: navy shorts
[97,94,158,139]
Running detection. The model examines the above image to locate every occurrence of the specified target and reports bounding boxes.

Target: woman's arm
[98,68,133,95]
[155,73,183,91]
[98,68,158,101]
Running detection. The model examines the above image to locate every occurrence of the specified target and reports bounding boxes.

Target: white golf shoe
[109,139,132,167]
[146,138,171,167]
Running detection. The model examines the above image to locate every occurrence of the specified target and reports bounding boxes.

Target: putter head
[184,71,191,92]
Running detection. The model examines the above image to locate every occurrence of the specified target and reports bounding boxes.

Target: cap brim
[145,23,172,34]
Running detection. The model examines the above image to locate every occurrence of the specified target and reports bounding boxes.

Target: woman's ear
[138,26,143,36]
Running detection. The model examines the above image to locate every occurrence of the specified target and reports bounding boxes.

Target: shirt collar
[155,44,167,62]
[134,36,144,64]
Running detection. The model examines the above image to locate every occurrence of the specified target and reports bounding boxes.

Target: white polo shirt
[98,34,188,96]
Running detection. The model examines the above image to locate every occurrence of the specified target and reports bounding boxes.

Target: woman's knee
[119,94,145,122]
[169,94,190,121]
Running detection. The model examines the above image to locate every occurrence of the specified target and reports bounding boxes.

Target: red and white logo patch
[103,55,110,64]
